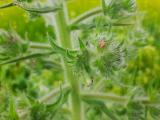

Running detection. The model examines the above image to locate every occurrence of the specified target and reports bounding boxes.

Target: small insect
[86,79,94,87]
[99,39,106,48]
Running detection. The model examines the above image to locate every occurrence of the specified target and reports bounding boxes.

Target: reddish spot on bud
[99,40,106,48]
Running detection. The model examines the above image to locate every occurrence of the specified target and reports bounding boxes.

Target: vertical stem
[53,2,82,120]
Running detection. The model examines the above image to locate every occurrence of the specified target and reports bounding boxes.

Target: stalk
[30,42,51,50]
[0,52,54,66]
[70,7,102,25]
[81,92,155,105]
[53,2,82,120]
[0,2,61,13]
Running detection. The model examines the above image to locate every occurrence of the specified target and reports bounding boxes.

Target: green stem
[15,2,61,13]
[0,2,14,9]
[70,23,133,31]
[53,2,82,120]
[0,52,54,66]
[70,7,102,25]
[30,42,51,50]
[0,2,61,13]
[81,92,155,104]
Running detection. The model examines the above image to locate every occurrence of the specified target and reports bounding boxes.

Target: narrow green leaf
[74,38,94,78]
[48,36,78,59]
[46,87,70,114]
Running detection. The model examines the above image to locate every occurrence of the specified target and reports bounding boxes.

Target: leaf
[48,36,78,59]
[46,88,70,117]
[30,88,70,120]
[9,96,19,120]
[75,38,92,76]
[75,50,91,74]
[83,99,118,120]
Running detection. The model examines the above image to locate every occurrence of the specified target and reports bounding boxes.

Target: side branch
[0,2,14,9]
[81,92,157,105]
[0,51,55,66]
[70,7,102,25]
[30,42,51,50]
[70,23,133,30]
[0,2,61,13]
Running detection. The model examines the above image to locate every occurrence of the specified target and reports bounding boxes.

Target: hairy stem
[0,52,55,66]
[70,23,134,31]
[0,2,61,13]
[0,2,14,9]
[81,92,156,105]
[53,2,82,120]
[70,7,102,25]
[30,42,51,50]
